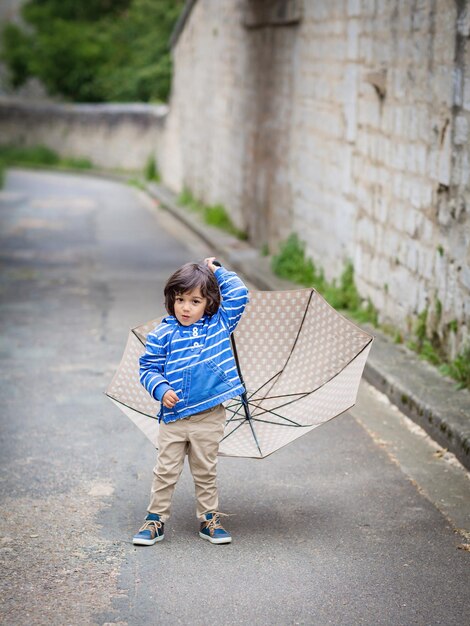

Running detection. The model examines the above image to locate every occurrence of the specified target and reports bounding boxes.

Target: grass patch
[178,187,247,240]
[408,308,470,390]
[0,145,93,187]
[127,178,146,190]
[271,233,321,287]
[178,187,204,212]
[144,155,160,182]
[440,347,470,390]
[271,233,378,325]
[407,306,445,367]
[260,243,270,257]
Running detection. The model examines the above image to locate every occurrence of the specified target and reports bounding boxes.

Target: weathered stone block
[348,0,362,17]
[454,115,469,145]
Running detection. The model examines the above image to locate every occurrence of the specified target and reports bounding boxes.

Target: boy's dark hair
[164,263,221,317]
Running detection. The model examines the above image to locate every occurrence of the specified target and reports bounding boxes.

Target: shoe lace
[139,519,162,534]
[203,511,230,536]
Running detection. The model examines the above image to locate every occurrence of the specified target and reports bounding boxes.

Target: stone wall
[160,0,470,357]
[0,99,167,171]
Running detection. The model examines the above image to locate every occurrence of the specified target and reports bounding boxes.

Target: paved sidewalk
[147,181,470,471]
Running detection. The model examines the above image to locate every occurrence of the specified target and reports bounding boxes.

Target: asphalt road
[0,169,468,626]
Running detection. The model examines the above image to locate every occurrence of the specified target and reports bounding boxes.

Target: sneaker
[132,513,164,546]
[199,511,232,544]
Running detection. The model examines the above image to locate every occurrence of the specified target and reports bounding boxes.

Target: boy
[133,257,249,545]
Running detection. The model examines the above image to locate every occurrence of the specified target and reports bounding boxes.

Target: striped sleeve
[215,266,249,334]
[139,327,172,402]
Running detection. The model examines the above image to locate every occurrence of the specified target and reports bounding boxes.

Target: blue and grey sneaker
[132,513,164,546]
[199,511,232,544]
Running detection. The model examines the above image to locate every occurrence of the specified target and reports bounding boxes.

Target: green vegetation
[0,0,183,103]
[271,233,319,287]
[0,145,93,187]
[144,155,160,182]
[407,302,443,366]
[407,306,470,390]
[271,233,378,325]
[440,347,470,390]
[127,178,146,190]
[178,187,247,240]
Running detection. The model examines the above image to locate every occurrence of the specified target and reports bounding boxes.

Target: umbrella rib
[224,401,245,424]
[235,403,357,460]
[220,418,247,442]
[105,393,158,419]
[132,328,147,347]
[248,391,311,402]
[242,371,283,402]
[224,376,303,413]
[250,417,308,427]
[250,404,305,426]
[248,393,310,419]
[223,385,299,424]
[223,378,291,424]
[220,409,263,456]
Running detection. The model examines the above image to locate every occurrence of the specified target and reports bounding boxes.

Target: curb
[146,181,470,472]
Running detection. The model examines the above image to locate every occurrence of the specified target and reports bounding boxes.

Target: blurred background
[0,0,182,102]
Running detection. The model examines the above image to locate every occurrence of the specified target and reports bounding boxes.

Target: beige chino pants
[147,403,226,521]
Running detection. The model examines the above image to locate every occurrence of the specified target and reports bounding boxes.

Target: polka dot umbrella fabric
[106,289,373,458]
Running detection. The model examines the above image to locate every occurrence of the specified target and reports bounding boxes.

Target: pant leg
[186,404,227,520]
[147,417,189,522]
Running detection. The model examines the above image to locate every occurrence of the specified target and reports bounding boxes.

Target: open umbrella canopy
[106,289,373,458]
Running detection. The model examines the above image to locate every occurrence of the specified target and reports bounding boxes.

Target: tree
[0,0,183,103]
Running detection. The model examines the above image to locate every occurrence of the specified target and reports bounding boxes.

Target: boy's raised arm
[205,258,249,334]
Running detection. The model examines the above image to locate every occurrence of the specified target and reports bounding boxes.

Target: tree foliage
[0,0,183,102]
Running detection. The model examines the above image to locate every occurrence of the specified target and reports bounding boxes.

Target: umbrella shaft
[230,335,246,387]
[241,391,251,419]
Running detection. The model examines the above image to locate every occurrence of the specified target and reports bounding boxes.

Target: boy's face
[174,288,207,326]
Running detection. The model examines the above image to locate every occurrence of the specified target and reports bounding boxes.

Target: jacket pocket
[182,359,234,407]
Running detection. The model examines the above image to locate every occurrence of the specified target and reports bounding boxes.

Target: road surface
[0,169,468,626]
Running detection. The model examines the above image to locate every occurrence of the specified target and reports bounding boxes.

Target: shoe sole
[132,535,164,546]
[199,531,232,544]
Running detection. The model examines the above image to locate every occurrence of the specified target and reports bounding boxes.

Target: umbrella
[106,288,373,459]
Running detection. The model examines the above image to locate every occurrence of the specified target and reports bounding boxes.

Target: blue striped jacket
[139,266,249,423]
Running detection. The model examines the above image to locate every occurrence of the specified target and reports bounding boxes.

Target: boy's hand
[162,389,180,408]
[204,257,220,273]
